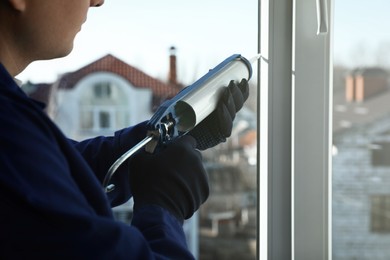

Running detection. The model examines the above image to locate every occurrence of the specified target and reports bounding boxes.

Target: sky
[333,0,390,68]
[17,0,258,85]
[16,1,390,85]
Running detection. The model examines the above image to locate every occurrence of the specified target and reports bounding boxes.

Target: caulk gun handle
[103,135,154,192]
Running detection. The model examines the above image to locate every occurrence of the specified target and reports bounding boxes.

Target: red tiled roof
[25,54,185,111]
[58,54,182,100]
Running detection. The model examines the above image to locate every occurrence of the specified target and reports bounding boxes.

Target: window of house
[80,109,93,130]
[99,110,111,129]
[80,108,114,131]
[94,82,112,98]
[80,82,127,133]
[371,142,390,167]
[371,195,390,233]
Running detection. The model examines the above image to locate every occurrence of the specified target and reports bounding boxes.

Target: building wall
[333,118,390,260]
[358,75,388,102]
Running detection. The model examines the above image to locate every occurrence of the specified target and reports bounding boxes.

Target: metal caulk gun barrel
[103,53,260,192]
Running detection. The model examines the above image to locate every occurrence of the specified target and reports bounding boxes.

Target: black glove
[189,78,249,150]
[128,135,209,223]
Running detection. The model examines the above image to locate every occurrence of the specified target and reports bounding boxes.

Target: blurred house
[23,53,182,140]
[333,67,390,259]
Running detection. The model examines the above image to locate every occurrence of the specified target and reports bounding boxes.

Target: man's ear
[7,0,27,12]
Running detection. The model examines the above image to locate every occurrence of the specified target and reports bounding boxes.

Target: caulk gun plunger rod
[103,135,154,192]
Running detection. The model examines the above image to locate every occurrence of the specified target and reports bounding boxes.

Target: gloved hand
[189,78,249,150]
[128,135,209,223]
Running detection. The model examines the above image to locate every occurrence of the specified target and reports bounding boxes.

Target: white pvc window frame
[258,0,333,259]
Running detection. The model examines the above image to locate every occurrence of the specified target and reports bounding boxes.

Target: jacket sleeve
[70,121,149,206]
[0,190,194,259]
[0,95,195,259]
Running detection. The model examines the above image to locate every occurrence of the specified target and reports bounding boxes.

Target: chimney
[345,67,388,102]
[168,46,177,85]
[345,74,355,102]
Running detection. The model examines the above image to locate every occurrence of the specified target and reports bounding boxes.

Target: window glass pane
[99,111,110,129]
[80,109,93,129]
[333,1,390,258]
[115,109,128,129]
[80,84,128,132]
[370,195,390,233]
[94,82,111,98]
[112,2,258,259]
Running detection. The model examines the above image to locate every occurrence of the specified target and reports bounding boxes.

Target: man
[0,0,248,258]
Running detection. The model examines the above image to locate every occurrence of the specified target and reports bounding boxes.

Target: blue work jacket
[0,63,194,259]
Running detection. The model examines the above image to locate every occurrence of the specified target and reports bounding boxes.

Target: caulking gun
[103,53,260,192]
